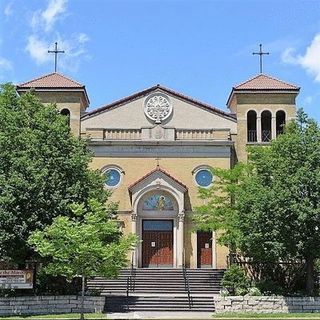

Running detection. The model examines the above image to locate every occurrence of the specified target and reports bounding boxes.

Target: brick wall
[215,296,320,313]
[0,295,105,316]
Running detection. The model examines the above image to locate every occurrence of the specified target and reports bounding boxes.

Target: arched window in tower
[60,108,70,127]
[276,110,286,137]
[247,110,257,142]
[261,110,272,142]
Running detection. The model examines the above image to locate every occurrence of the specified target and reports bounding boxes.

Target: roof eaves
[128,167,188,191]
[16,86,90,107]
[82,84,235,122]
[227,86,300,108]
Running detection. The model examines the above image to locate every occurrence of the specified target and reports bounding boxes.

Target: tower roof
[233,74,299,90]
[227,74,300,108]
[17,72,85,88]
[16,72,89,106]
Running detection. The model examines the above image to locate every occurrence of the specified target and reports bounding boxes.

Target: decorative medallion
[144,93,172,123]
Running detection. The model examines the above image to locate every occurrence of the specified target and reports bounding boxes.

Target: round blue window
[105,169,121,187]
[195,169,213,187]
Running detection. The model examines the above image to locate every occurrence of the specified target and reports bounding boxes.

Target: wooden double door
[142,220,173,268]
[197,231,212,268]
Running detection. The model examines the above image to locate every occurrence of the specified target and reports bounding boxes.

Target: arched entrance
[137,191,179,268]
[129,167,187,268]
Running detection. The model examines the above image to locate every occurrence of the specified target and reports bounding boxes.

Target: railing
[262,130,271,142]
[182,250,192,309]
[126,252,136,311]
[104,129,141,140]
[247,130,257,142]
[176,129,230,141]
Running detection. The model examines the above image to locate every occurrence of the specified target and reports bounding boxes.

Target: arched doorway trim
[129,168,187,268]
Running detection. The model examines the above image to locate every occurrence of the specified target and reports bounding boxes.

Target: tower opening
[261,110,272,142]
[247,110,257,142]
[276,110,286,136]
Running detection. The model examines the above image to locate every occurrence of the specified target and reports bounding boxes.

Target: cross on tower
[48,42,65,72]
[252,44,269,74]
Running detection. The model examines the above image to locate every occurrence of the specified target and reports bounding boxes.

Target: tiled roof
[17,72,84,88]
[82,84,236,121]
[128,166,188,191]
[234,74,299,90]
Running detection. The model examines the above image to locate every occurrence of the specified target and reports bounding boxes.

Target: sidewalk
[106,311,213,319]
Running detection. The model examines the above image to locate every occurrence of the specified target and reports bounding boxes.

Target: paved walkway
[106,311,213,319]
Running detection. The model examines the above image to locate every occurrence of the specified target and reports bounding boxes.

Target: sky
[1,0,320,121]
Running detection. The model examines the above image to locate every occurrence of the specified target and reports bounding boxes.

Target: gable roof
[82,84,236,122]
[128,166,187,191]
[227,74,300,107]
[17,72,85,88]
[234,74,299,90]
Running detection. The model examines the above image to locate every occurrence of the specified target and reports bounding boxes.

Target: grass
[0,314,107,320]
[212,312,320,319]
[2,312,320,320]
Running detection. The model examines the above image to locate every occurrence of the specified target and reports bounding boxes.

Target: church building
[16,72,300,270]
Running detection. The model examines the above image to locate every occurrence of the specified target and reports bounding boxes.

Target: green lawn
[2,312,320,320]
[213,313,320,319]
[0,314,107,320]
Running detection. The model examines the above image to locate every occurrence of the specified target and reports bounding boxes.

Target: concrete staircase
[87,268,224,312]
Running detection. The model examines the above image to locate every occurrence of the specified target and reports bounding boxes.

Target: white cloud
[26,36,51,65]
[78,33,89,44]
[282,33,320,82]
[31,0,67,32]
[54,34,91,72]
[25,0,90,73]
[4,2,13,17]
[42,0,67,32]
[26,33,90,72]
[0,57,13,71]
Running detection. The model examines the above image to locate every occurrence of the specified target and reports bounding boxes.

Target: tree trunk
[306,256,315,296]
[80,275,85,320]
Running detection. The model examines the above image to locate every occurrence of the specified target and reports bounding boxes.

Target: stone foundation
[0,295,105,315]
[215,296,320,313]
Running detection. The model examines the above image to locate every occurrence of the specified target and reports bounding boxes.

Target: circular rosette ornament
[144,93,172,123]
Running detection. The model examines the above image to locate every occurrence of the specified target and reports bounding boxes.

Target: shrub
[247,286,262,296]
[255,279,285,296]
[222,265,250,295]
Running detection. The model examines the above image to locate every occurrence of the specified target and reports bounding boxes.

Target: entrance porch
[128,166,216,269]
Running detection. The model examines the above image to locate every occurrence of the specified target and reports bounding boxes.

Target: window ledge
[246,142,271,146]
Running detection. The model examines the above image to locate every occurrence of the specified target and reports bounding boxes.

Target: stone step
[105,295,215,312]
[89,279,222,284]
[100,289,220,295]
[87,268,223,312]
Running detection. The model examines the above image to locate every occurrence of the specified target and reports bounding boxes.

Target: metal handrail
[125,252,135,311]
[182,249,192,309]
[129,251,136,291]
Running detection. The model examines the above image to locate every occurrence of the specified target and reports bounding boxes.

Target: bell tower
[227,74,300,162]
[16,72,89,136]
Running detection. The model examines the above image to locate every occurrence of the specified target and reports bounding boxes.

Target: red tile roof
[227,74,300,107]
[17,72,84,88]
[82,84,236,121]
[234,74,299,90]
[128,166,188,191]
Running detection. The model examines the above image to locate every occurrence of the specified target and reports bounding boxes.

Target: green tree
[0,84,106,263]
[194,110,320,295]
[193,164,247,251]
[28,199,136,320]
